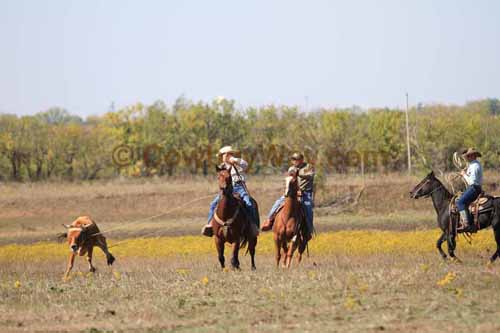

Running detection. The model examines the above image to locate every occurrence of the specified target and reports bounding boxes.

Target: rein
[412,180,444,199]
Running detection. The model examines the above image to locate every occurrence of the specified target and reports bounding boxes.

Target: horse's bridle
[412,178,444,199]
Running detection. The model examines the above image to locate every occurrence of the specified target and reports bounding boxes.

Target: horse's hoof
[89,267,96,273]
[451,257,462,264]
[107,255,115,266]
[251,266,256,271]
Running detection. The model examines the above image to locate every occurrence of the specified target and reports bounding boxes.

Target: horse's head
[284,168,299,198]
[215,164,232,195]
[410,171,440,199]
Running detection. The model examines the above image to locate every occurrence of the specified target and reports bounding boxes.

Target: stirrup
[457,223,477,233]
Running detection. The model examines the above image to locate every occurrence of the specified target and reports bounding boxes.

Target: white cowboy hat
[218,146,239,156]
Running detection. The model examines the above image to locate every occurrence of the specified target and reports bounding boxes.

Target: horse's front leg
[286,240,298,268]
[231,240,240,270]
[446,229,460,261]
[281,239,289,269]
[215,236,225,269]
[274,233,281,268]
[437,231,447,260]
[273,231,281,268]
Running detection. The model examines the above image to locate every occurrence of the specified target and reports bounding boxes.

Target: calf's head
[63,224,91,253]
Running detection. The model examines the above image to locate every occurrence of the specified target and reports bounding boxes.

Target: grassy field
[1,173,500,332]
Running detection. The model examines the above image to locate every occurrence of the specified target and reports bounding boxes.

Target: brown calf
[60,216,115,279]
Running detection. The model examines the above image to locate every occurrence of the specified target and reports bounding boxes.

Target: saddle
[224,194,260,237]
[451,193,495,215]
[451,192,498,231]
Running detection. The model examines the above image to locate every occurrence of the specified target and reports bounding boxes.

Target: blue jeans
[207,184,259,227]
[268,192,314,234]
[457,185,482,222]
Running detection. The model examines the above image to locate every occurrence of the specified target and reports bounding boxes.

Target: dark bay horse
[410,171,500,262]
[212,165,257,270]
[273,171,308,268]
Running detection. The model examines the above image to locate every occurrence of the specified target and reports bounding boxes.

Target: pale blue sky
[1,0,499,116]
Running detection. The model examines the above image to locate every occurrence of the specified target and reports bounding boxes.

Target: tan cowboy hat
[290,152,304,160]
[217,146,240,156]
[462,148,482,158]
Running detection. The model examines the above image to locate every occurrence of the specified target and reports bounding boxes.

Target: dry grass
[2,247,500,332]
[0,173,440,245]
[2,173,500,331]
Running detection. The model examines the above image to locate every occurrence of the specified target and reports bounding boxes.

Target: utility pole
[405,93,412,174]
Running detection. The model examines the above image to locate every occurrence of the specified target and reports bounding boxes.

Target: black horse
[410,171,500,262]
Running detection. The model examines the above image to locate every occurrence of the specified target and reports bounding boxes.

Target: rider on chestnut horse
[202,146,259,237]
[261,152,315,240]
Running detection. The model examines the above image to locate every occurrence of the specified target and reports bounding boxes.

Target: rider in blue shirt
[457,148,483,233]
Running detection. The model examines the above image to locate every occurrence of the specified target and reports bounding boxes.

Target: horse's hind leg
[437,232,447,260]
[489,225,500,263]
[296,241,307,265]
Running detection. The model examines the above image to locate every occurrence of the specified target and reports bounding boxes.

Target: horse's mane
[434,175,453,197]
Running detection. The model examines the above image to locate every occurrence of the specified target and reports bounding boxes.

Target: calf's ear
[62,224,71,229]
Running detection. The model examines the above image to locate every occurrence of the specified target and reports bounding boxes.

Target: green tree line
[1,97,499,181]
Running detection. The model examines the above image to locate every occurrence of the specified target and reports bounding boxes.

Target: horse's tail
[492,198,500,228]
[240,235,248,250]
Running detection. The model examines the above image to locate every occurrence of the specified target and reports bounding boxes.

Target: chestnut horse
[273,170,308,268]
[212,165,258,270]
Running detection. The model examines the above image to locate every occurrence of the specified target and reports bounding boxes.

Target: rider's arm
[463,162,479,186]
[298,164,315,180]
[229,157,248,171]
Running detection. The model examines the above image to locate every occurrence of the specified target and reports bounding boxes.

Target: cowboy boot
[201,222,213,237]
[261,218,274,231]
[458,211,475,233]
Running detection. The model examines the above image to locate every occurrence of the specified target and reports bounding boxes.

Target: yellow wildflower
[437,272,456,287]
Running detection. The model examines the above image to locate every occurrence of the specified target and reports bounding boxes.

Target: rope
[444,172,467,195]
[90,193,217,240]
